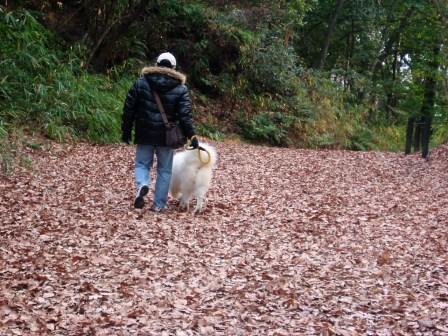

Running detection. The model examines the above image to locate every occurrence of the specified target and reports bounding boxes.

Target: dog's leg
[179,171,195,212]
[170,187,180,200]
[192,165,211,214]
[179,195,191,211]
[193,197,207,214]
[193,184,209,214]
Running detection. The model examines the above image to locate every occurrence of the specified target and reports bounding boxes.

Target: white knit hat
[156,52,176,68]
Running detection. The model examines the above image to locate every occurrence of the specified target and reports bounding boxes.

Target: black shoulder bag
[153,91,187,149]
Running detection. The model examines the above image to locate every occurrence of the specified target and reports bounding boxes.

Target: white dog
[170,143,217,213]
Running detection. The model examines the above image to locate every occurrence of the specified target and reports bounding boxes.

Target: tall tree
[319,0,345,69]
[403,1,446,156]
[420,44,441,158]
[85,0,153,71]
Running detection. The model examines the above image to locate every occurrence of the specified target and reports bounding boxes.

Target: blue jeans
[135,144,174,208]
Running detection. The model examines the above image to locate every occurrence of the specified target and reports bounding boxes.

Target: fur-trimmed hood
[122,65,195,146]
[141,66,186,85]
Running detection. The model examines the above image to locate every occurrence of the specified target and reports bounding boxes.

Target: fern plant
[0,8,132,143]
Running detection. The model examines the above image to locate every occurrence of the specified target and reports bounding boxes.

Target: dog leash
[187,145,211,164]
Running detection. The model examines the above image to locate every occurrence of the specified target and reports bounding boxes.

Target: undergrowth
[0,8,132,144]
[0,8,134,172]
[2,7,438,175]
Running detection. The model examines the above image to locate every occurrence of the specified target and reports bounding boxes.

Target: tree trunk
[344,16,355,91]
[371,7,414,81]
[419,44,441,159]
[386,38,400,119]
[413,119,422,152]
[421,116,432,159]
[319,0,345,70]
[86,0,152,72]
[85,18,119,69]
[405,117,414,155]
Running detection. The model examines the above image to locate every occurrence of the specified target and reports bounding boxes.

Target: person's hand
[190,136,199,149]
[122,133,131,145]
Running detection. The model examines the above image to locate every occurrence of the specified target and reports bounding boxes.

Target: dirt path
[1,142,447,335]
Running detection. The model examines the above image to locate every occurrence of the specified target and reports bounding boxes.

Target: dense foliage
[1,0,447,171]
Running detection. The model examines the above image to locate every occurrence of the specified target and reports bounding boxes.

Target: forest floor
[1,141,447,335]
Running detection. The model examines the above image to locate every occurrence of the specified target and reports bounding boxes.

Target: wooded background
[1,0,447,167]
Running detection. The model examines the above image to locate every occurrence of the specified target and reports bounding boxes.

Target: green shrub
[240,32,300,95]
[433,107,448,145]
[371,126,406,152]
[240,111,294,146]
[0,7,419,155]
[434,124,448,145]
[348,127,376,151]
[0,129,24,175]
[0,8,131,144]
[196,123,225,141]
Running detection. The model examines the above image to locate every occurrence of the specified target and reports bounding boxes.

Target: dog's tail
[195,143,217,167]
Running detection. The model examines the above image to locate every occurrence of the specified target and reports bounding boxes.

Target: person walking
[121,52,199,211]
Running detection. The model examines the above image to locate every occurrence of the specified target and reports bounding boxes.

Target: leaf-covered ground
[1,142,447,335]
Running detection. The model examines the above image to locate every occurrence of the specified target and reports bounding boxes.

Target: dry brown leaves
[1,142,447,335]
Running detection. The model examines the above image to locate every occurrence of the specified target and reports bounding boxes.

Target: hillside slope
[1,142,447,334]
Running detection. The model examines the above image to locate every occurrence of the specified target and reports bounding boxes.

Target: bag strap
[153,91,170,126]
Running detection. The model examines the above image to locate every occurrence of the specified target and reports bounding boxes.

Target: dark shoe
[134,185,149,209]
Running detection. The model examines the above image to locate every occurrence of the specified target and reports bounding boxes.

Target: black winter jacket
[121,66,195,145]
